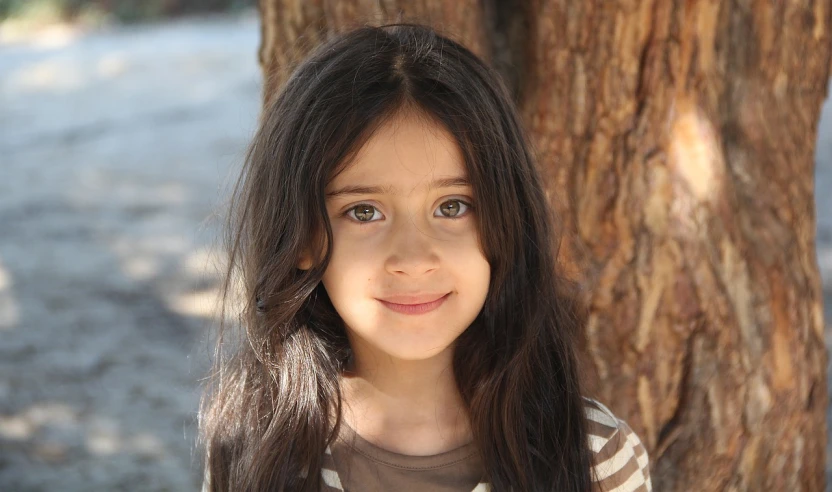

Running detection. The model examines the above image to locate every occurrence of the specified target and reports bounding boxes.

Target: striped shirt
[202,397,652,491]
[319,397,652,491]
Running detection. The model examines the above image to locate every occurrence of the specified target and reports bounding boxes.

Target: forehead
[327,109,468,193]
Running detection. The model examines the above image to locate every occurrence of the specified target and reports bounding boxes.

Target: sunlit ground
[0,11,259,490]
[817,80,832,492]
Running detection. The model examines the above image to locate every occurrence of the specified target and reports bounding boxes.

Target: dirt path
[0,13,259,490]
[0,12,830,492]
[817,81,832,491]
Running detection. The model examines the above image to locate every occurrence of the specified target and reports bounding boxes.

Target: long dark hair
[199,22,596,491]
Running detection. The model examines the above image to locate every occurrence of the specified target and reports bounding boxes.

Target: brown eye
[436,199,471,218]
[346,204,379,222]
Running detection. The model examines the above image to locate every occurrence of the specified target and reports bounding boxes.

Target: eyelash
[341,199,474,224]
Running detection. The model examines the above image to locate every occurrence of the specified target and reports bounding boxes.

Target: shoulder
[582,397,652,492]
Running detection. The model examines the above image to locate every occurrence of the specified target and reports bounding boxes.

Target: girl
[199,22,651,492]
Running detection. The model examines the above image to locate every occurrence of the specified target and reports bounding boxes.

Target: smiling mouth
[378,292,449,305]
[377,293,451,315]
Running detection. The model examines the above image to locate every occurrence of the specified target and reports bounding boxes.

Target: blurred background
[0,1,830,490]
[0,1,257,490]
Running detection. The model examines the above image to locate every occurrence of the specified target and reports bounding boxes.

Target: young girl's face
[318,108,491,364]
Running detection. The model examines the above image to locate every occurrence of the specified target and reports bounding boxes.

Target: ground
[0,12,259,490]
[0,11,830,491]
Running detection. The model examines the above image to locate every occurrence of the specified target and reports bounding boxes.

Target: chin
[378,339,456,361]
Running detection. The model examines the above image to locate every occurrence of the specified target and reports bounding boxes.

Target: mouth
[377,292,451,315]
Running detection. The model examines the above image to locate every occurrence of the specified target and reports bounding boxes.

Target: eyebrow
[325,176,471,199]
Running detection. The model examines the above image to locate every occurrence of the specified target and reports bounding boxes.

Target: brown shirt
[318,397,652,492]
[328,419,484,492]
[202,398,651,491]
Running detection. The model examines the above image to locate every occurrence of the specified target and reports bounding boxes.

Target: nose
[384,213,440,277]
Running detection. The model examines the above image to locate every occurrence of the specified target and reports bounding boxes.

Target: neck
[339,341,472,456]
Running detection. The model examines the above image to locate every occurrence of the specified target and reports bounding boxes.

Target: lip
[379,292,449,304]
[377,292,451,315]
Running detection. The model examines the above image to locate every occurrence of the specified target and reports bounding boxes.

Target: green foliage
[0,0,255,24]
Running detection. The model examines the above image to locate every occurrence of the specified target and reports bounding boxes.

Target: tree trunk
[257,1,831,490]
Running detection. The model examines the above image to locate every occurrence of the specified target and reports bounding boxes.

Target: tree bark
[257,1,831,490]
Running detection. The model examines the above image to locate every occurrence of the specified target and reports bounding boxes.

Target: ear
[297,228,327,270]
[297,250,314,270]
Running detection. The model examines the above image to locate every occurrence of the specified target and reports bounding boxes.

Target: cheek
[320,234,376,300]
[453,234,491,291]
[457,254,491,298]
[442,231,489,267]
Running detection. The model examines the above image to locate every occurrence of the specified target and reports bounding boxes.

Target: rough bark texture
[257,0,489,106]
[257,1,831,490]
